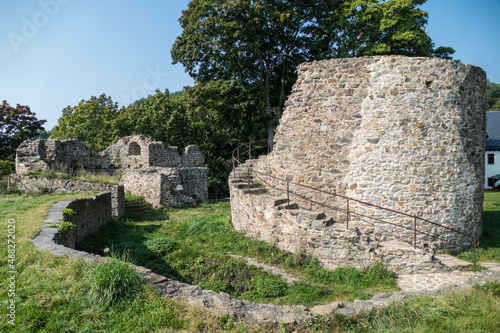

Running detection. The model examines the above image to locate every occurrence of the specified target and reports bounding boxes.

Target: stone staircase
[125,201,151,214]
[229,160,474,274]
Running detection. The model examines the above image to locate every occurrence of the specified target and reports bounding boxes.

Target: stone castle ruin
[230,56,486,273]
[14,135,208,207]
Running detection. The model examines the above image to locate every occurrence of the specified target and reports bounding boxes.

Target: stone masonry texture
[14,135,208,207]
[231,56,486,269]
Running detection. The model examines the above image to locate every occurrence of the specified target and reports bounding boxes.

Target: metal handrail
[231,139,480,267]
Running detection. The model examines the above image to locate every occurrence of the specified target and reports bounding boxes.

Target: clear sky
[1,0,499,130]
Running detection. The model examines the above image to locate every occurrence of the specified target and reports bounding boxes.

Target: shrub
[144,238,177,257]
[58,221,76,232]
[256,278,288,298]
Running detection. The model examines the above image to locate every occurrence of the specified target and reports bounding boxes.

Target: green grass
[26,167,122,185]
[458,191,500,263]
[0,192,267,332]
[78,200,398,307]
[2,191,500,332]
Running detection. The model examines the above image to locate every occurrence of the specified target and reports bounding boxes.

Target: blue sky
[1,0,499,130]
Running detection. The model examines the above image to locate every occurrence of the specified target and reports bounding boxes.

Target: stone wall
[230,56,486,259]
[14,134,209,208]
[9,174,125,218]
[229,177,444,274]
[60,192,112,248]
[252,56,486,252]
[120,166,208,207]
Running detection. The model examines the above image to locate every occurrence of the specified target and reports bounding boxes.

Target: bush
[144,238,177,257]
[256,278,288,298]
[86,255,143,307]
[0,160,15,176]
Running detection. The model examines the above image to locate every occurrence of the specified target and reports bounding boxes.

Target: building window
[129,142,141,156]
[488,153,495,165]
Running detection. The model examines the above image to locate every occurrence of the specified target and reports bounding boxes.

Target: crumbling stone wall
[57,192,113,248]
[9,174,125,218]
[14,134,209,207]
[233,55,486,254]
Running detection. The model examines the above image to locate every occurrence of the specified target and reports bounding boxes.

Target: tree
[0,100,46,162]
[115,89,191,148]
[51,94,120,153]
[172,0,451,146]
[333,0,454,58]
[185,80,267,196]
[486,80,500,111]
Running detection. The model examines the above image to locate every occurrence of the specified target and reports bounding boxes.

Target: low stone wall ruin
[14,134,209,208]
[9,174,125,218]
[59,192,113,248]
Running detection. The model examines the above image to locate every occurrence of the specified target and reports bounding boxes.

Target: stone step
[232,182,265,190]
[242,188,268,195]
[434,254,474,269]
[288,209,327,220]
[277,203,300,210]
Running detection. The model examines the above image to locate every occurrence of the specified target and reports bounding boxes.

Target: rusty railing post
[237,147,240,165]
[267,139,270,155]
[414,217,417,250]
[247,167,251,194]
[474,238,478,267]
[287,181,290,209]
[249,142,252,160]
[232,155,235,178]
[346,198,349,230]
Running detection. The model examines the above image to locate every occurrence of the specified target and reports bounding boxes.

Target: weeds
[84,253,143,307]
[26,165,122,185]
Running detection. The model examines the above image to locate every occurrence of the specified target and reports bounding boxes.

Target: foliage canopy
[51,94,120,154]
[171,0,454,143]
[0,100,46,162]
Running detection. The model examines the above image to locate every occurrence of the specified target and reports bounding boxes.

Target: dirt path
[229,254,300,284]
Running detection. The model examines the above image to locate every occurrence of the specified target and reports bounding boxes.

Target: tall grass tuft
[85,253,143,307]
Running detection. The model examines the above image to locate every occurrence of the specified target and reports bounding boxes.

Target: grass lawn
[458,191,500,263]
[78,195,398,307]
[1,190,500,332]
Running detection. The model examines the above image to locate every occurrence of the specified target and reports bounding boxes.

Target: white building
[485,111,500,189]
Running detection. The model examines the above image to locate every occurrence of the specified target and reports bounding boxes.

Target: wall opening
[129,142,141,156]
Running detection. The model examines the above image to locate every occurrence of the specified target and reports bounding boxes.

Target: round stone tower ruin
[230,56,486,271]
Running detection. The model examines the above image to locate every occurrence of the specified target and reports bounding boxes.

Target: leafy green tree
[185,80,267,196]
[51,94,120,153]
[486,80,500,111]
[172,0,452,146]
[115,90,191,148]
[0,100,46,162]
[172,0,335,146]
[334,0,454,58]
